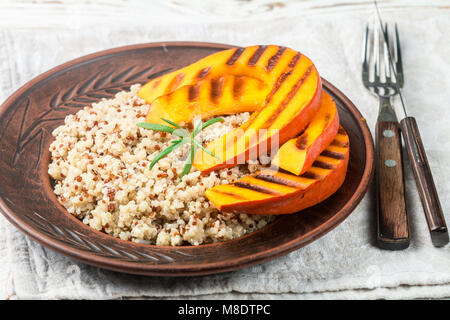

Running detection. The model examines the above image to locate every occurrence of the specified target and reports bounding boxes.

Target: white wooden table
[0,0,446,28]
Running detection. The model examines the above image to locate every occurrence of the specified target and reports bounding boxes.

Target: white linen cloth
[1,1,450,299]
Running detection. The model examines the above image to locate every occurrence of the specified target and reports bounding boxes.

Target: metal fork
[362,22,409,250]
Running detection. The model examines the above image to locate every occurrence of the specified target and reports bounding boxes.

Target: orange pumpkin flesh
[271,91,339,175]
[138,45,296,106]
[145,75,269,125]
[205,127,349,215]
[189,47,321,173]
[138,45,322,174]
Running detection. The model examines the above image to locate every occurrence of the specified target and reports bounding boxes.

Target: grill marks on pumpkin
[215,168,317,200]
[284,110,334,155]
[209,130,349,201]
[330,129,349,148]
[320,132,348,160]
[167,73,184,93]
[241,53,301,132]
[301,171,322,180]
[321,150,346,160]
[312,160,336,170]
[211,51,313,163]
[263,71,292,106]
[233,181,280,195]
[226,47,245,65]
[248,45,267,66]
[152,79,161,89]
[209,77,224,103]
[254,171,302,188]
[263,65,313,129]
[188,83,200,102]
[261,53,301,105]
[330,139,349,148]
[295,134,308,150]
[267,52,301,102]
[323,114,331,131]
[196,67,211,80]
[233,76,245,99]
[266,46,287,71]
[187,75,263,106]
[211,190,245,199]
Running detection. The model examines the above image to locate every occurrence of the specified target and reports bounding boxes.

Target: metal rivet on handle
[385,159,397,167]
[383,130,395,138]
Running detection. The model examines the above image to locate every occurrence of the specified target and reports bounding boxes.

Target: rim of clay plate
[0,42,374,276]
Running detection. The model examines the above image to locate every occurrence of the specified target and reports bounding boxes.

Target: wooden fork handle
[376,121,410,250]
[400,117,449,247]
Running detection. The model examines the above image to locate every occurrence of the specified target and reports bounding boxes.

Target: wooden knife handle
[400,117,449,247]
[376,121,410,250]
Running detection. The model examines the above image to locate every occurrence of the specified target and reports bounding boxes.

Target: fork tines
[362,21,403,94]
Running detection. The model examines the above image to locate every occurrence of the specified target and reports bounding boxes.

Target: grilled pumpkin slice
[145,75,269,125]
[205,127,349,215]
[190,46,321,173]
[271,91,339,175]
[139,45,293,106]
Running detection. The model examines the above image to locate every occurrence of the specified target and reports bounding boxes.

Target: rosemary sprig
[137,117,224,179]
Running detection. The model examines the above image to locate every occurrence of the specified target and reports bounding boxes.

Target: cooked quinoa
[48,84,274,246]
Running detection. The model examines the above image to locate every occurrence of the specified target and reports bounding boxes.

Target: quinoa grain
[48,84,273,246]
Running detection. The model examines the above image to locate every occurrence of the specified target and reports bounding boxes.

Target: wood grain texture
[0,1,443,28]
[375,121,409,250]
[0,42,374,276]
[400,117,449,247]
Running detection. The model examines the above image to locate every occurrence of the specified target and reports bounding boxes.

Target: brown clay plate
[0,42,374,276]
